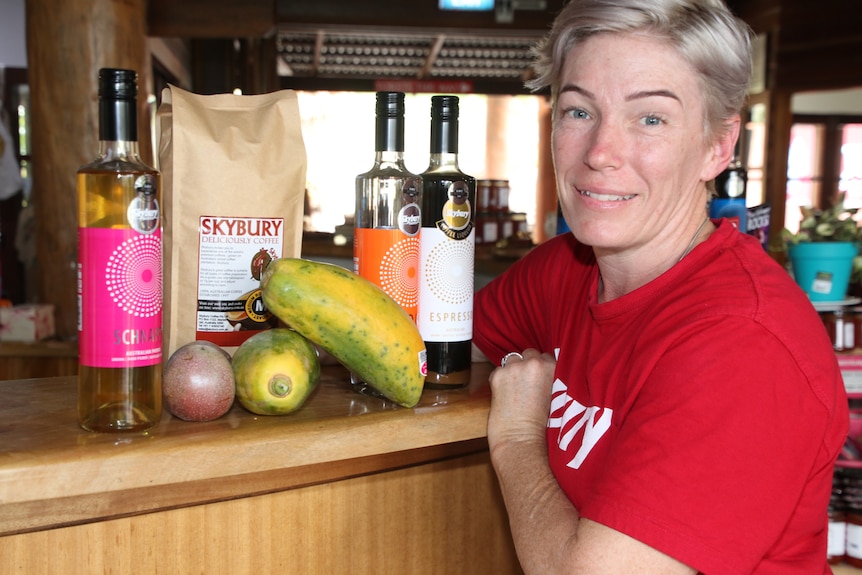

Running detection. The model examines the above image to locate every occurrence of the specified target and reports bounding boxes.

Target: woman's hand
[487,348,557,454]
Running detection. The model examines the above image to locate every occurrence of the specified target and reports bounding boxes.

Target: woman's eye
[565,107,590,120]
[641,115,664,126]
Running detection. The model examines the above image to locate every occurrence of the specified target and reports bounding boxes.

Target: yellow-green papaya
[261,258,426,408]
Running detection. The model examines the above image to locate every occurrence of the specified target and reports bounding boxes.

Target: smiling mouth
[580,189,636,202]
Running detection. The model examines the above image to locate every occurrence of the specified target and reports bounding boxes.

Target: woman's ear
[702,116,741,182]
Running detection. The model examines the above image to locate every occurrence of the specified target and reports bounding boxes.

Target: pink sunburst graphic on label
[104,235,163,317]
[379,237,420,309]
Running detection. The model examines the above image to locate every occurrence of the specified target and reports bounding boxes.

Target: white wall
[792,88,862,115]
[0,0,27,68]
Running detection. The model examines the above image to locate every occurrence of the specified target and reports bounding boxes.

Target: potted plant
[782,192,862,302]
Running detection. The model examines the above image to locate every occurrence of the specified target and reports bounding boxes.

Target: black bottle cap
[376,91,404,118]
[430,95,459,154]
[431,95,459,121]
[99,68,137,100]
[98,68,138,142]
[375,91,405,152]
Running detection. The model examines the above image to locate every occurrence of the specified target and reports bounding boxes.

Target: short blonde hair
[527,0,753,139]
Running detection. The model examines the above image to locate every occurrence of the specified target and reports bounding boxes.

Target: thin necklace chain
[678,217,710,263]
[598,216,711,301]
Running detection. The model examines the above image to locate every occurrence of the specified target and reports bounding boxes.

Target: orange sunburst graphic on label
[379,236,420,309]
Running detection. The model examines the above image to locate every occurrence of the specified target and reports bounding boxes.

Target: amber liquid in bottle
[77,69,162,432]
[419,95,475,388]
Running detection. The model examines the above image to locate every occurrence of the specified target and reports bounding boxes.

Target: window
[297,91,541,234]
[744,103,767,207]
[1,67,30,196]
[785,115,862,233]
[785,123,824,232]
[841,123,862,205]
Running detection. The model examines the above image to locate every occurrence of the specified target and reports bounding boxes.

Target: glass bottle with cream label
[354,91,424,393]
[77,68,163,432]
[419,95,476,388]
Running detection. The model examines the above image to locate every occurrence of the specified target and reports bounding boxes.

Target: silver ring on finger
[501,352,524,368]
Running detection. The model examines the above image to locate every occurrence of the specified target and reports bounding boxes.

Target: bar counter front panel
[0,363,524,574]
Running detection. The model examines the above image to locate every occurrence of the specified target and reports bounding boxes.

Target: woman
[472,0,848,573]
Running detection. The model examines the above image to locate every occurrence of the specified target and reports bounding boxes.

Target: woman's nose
[583,120,622,171]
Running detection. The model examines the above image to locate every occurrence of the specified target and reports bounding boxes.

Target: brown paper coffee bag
[158,86,306,358]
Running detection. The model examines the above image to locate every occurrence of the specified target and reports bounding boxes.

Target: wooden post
[485,95,508,180]
[25,0,152,340]
[765,88,793,267]
[534,97,556,244]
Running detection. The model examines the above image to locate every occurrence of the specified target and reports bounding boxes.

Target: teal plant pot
[788,241,859,302]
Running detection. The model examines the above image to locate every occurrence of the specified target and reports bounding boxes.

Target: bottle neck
[376,115,405,153]
[428,115,460,170]
[98,139,141,160]
[430,117,458,155]
[98,96,141,160]
[99,98,138,143]
[427,151,459,170]
[375,149,407,165]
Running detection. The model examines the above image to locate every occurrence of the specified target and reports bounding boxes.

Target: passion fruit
[163,341,236,422]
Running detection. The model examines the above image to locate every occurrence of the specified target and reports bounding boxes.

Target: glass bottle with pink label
[76,68,162,432]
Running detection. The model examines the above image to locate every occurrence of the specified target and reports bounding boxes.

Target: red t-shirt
[474,220,848,575]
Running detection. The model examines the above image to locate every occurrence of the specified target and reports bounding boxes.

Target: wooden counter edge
[0,388,490,502]
[0,364,496,536]
[0,437,489,537]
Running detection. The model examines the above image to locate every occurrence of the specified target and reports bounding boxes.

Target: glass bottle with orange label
[353,91,422,394]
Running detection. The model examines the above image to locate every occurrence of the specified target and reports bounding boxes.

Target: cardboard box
[0,304,56,342]
[838,353,862,397]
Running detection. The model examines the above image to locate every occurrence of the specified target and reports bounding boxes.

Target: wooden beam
[420,35,446,80]
[147,0,276,38]
[312,30,325,76]
[774,0,862,92]
[148,0,562,38]
[275,0,564,32]
[727,0,780,34]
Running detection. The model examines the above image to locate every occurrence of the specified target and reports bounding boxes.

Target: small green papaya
[233,328,320,415]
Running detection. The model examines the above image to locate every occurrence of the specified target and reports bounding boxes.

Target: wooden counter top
[0,362,495,537]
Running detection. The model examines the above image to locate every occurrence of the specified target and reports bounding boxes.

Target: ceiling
[146,0,570,92]
[159,0,789,94]
[268,0,566,93]
[275,25,544,89]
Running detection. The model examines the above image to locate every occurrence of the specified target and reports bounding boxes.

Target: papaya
[261,258,427,408]
[233,328,320,415]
